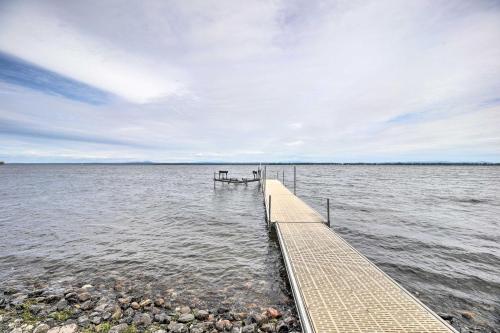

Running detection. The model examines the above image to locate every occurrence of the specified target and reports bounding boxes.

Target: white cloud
[0,2,186,103]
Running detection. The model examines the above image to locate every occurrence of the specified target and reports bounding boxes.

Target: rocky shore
[0,283,301,333]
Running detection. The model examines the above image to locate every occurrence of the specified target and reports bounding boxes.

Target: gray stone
[77,315,89,326]
[9,328,23,333]
[276,320,288,333]
[215,319,232,331]
[154,298,165,307]
[179,306,191,314]
[109,323,129,333]
[154,312,170,324]
[80,300,93,311]
[154,330,167,333]
[241,324,256,333]
[167,322,188,333]
[195,309,209,320]
[178,313,194,323]
[56,299,69,311]
[64,293,78,303]
[77,293,91,302]
[261,323,276,332]
[30,303,45,314]
[90,314,101,325]
[189,324,205,333]
[133,313,152,326]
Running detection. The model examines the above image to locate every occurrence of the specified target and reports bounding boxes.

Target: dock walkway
[264,179,456,333]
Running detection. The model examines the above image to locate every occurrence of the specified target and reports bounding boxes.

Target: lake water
[1,165,499,332]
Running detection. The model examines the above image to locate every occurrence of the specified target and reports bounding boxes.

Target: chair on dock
[218,170,228,180]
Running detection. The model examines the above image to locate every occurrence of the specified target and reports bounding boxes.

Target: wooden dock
[264,179,457,333]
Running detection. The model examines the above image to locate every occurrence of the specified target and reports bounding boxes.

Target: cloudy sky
[0,0,499,162]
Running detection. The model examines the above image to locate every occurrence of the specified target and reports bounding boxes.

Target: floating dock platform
[264,179,457,333]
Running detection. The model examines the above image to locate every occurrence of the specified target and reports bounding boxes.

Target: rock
[438,313,454,321]
[77,293,91,302]
[65,293,78,303]
[139,299,152,307]
[109,323,129,333]
[56,299,69,311]
[178,313,194,323]
[10,328,23,333]
[261,323,276,332]
[133,313,152,326]
[77,315,89,326]
[154,330,167,333]
[179,305,191,314]
[232,312,247,321]
[80,300,93,311]
[80,284,93,291]
[266,307,281,319]
[90,313,101,325]
[248,312,267,325]
[123,308,134,317]
[189,324,204,333]
[154,313,170,324]
[118,297,131,308]
[215,319,232,331]
[276,320,288,333]
[30,303,45,314]
[459,310,474,320]
[45,294,63,303]
[217,307,229,314]
[154,298,165,307]
[47,324,78,333]
[33,324,50,333]
[10,295,27,308]
[241,324,256,333]
[195,309,209,320]
[112,306,122,321]
[130,302,140,310]
[167,322,188,333]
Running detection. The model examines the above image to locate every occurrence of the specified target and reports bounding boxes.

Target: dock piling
[293,165,296,195]
[327,198,330,227]
[282,169,284,184]
[268,195,272,227]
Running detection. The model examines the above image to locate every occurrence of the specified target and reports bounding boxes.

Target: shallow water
[1,165,499,331]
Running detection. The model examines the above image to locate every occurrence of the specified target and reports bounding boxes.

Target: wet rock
[139,299,152,307]
[111,306,122,321]
[109,323,129,333]
[130,302,140,310]
[47,323,78,333]
[154,312,170,324]
[56,299,68,311]
[266,307,281,319]
[154,298,165,307]
[276,320,288,333]
[217,306,229,314]
[80,300,93,311]
[189,324,205,333]
[179,305,191,314]
[168,322,188,333]
[77,293,91,302]
[195,309,209,320]
[178,313,194,323]
[123,308,134,317]
[90,312,101,325]
[33,323,50,333]
[241,324,257,333]
[133,312,152,326]
[261,323,276,332]
[77,315,89,326]
[29,289,46,298]
[459,310,474,320]
[215,319,232,331]
[65,293,78,303]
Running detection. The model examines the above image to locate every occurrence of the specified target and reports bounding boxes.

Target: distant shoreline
[3,162,500,166]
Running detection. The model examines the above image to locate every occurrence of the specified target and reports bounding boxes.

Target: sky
[0,0,499,163]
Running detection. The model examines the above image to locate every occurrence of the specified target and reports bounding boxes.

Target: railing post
[294,165,296,195]
[268,195,272,227]
[327,198,330,227]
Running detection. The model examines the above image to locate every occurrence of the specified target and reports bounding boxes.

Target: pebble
[77,315,89,326]
[80,300,93,311]
[139,299,152,307]
[154,313,170,324]
[178,313,194,323]
[109,323,129,333]
[33,323,50,333]
[195,309,209,320]
[267,307,281,319]
[78,292,91,302]
[179,305,191,314]
[168,322,188,333]
[459,310,475,320]
[154,298,165,307]
[130,302,140,310]
[261,323,276,332]
[216,319,233,331]
[242,324,257,333]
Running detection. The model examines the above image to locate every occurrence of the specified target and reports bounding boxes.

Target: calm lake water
[1,165,499,331]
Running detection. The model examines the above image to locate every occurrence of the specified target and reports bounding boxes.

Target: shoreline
[0,281,301,333]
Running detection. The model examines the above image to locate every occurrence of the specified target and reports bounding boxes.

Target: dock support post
[294,166,296,195]
[268,195,272,226]
[276,171,279,180]
[282,169,284,184]
[214,172,216,190]
[327,198,330,227]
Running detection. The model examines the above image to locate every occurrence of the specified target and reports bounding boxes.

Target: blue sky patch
[0,52,109,105]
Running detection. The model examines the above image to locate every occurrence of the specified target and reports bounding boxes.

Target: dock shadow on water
[0,164,300,332]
